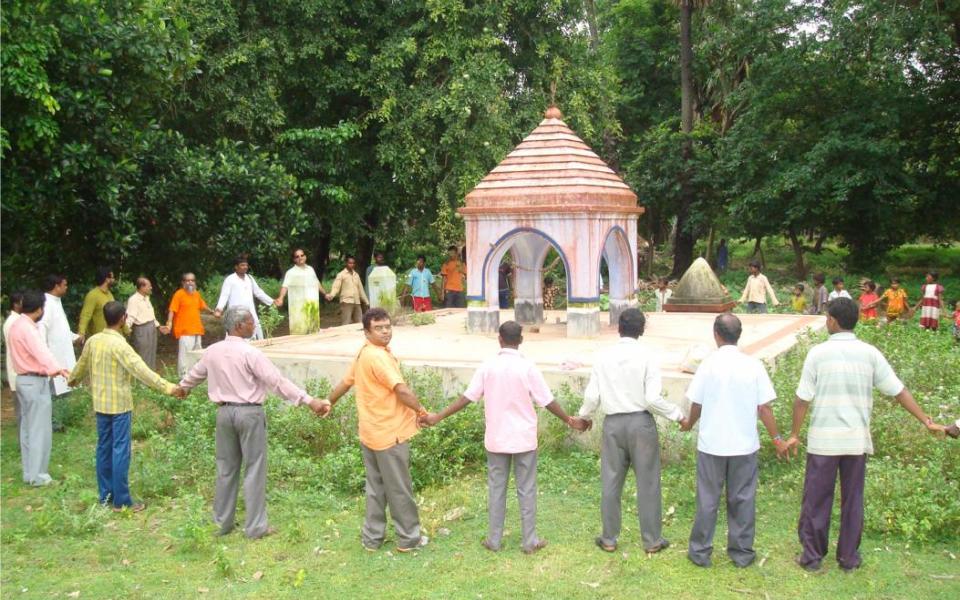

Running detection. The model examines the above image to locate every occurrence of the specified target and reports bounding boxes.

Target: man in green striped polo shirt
[784,298,945,572]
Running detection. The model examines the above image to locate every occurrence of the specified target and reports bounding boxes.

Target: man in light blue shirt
[407,255,435,312]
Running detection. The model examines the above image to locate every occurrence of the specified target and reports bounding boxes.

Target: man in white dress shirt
[576,308,681,554]
[38,274,82,430]
[214,256,278,340]
[680,313,786,568]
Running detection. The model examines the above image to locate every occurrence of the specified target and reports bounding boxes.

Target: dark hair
[103,301,126,327]
[714,312,742,344]
[832,277,844,285]
[544,275,555,285]
[813,272,825,284]
[618,308,646,338]
[291,248,305,260]
[891,277,900,284]
[719,238,727,245]
[362,307,391,331]
[374,251,384,258]
[863,280,876,292]
[827,297,859,330]
[499,321,523,345]
[345,255,356,262]
[234,255,248,266]
[21,290,46,313]
[136,277,150,290]
[928,271,939,282]
[95,266,113,285]
[748,259,761,271]
[447,245,458,252]
[43,274,67,292]
[416,254,426,262]
[794,283,805,292]
[658,277,669,285]
[9,290,25,309]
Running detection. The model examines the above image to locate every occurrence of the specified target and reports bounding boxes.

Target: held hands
[924,417,946,435]
[170,386,188,399]
[678,417,693,432]
[567,416,592,432]
[273,298,283,308]
[779,435,801,459]
[158,325,171,335]
[418,413,442,428]
[213,309,223,319]
[307,398,332,417]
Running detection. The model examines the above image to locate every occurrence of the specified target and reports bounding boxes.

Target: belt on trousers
[215,402,262,407]
[20,372,48,378]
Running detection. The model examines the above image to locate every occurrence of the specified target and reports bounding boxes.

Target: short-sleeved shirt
[791,295,808,313]
[686,345,776,456]
[344,342,418,451]
[168,289,208,339]
[440,259,466,292]
[882,288,908,315]
[796,332,904,456]
[463,348,554,454]
[407,268,435,298]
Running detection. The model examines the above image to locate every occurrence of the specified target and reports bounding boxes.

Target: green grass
[2,426,958,599]
[3,241,959,598]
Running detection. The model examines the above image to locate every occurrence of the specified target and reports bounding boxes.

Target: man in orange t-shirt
[165,273,213,375]
[440,245,467,308]
[326,307,430,552]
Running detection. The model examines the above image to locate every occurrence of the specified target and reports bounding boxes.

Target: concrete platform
[189,310,825,406]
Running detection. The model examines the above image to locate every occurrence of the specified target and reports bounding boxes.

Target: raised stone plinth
[188,309,825,412]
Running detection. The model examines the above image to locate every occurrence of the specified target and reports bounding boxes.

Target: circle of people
[3,253,957,571]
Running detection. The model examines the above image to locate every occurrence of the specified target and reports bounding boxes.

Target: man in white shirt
[827,276,852,302]
[125,277,169,369]
[654,277,672,312]
[3,290,24,434]
[214,256,278,340]
[37,275,81,398]
[576,308,680,554]
[680,313,786,568]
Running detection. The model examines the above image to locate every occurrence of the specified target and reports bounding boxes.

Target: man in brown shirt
[326,256,370,326]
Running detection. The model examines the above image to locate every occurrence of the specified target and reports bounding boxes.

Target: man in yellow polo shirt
[326,307,430,552]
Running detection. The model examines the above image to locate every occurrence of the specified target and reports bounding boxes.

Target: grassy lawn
[2,422,958,600]
[2,241,958,599]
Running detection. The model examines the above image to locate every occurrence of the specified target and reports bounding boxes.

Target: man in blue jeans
[69,301,184,511]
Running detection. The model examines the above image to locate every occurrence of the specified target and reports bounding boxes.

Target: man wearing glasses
[165,273,214,376]
[325,308,430,552]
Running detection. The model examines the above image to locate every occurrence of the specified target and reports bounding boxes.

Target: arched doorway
[481,228,570,325]
[599,226,637,324]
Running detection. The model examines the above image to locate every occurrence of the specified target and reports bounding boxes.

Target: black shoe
[795,554,821,572]
[645,539,670,554]
[687,554,711,568]
[595,537,616,552]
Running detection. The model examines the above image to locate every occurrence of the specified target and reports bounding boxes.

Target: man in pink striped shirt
[6,290,70,486]
[178,306,328,539]
[421,321,587,554]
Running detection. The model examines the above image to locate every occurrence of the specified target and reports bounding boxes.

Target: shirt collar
[225,335,247,343]
[717,344,740,353]
[829,331,857,341]
[618,336,640,345]
[498,347,522,357]
[102,328,124,338]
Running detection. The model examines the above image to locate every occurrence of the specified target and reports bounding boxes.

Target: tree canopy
[3,0,958,292]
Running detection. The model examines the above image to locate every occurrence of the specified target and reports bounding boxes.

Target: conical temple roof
[461,107,641,213]
[667,258,733,305]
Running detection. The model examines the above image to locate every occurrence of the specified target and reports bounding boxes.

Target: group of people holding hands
[4,256,957,574]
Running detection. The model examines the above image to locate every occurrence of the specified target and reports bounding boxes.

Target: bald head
[713,312,742,346]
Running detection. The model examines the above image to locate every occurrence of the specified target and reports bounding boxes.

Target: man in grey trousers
[577,308,682,553]
[680,313,787,567]
[5,290,71,486]
[420,321,587,554]
[178,307,328,539]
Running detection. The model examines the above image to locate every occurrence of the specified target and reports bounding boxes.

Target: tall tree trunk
[788,228,808,279]
[705,227,715,263]
[671,1,697,279]
[812,231,828,254]
[354,210,381,290]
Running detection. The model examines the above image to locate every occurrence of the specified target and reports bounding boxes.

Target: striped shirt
[68,328,176,414]
[796,332,903,455]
